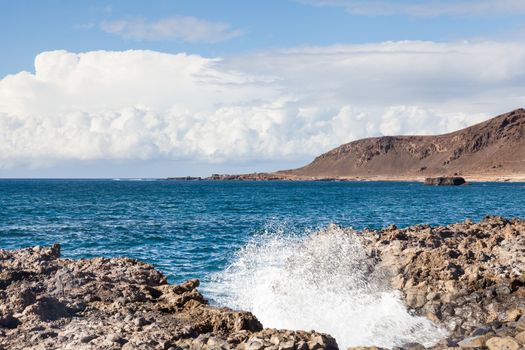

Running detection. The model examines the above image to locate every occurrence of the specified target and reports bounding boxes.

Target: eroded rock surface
[0,244,337,350]
[356,216,525,349]
[2,216,525,350]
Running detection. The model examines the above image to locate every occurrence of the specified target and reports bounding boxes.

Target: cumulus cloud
[299,0,525,17]
[1,41,524,170]
[100,16,241,42]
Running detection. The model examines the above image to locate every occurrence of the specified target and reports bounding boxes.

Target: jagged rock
[2,216,525,350]
[0,245,336,350]
[335,216,525,349]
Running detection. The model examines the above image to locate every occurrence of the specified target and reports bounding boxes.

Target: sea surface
[1,179,524,347]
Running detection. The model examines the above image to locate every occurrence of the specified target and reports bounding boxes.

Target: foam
[206,225,446,348]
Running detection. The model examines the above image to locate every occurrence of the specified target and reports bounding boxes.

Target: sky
[1,0,525,178]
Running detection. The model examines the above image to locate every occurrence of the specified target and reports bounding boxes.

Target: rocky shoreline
[0,245,336,350]
[165,174,525,182]
[357,215,525,349]
[2,216,525,349]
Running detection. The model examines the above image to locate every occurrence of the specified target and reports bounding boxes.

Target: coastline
[167,173,525,183]
[3,216,525,349]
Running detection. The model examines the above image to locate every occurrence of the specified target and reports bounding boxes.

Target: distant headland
[170,108,525,182]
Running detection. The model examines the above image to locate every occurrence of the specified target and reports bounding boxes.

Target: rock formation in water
[0,244,336,350]
[423,176,466,186]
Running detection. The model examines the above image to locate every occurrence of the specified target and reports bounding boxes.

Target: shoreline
[166,174,525,183]
[2,216,525,349]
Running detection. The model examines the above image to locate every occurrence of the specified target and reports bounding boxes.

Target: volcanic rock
[3,216,525,349]
[351,216,525,349]
[0,244,337,350]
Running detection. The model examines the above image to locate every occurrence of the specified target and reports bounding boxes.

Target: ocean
[1,179,524,347]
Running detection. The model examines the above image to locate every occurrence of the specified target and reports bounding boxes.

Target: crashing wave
[206,225,446,349]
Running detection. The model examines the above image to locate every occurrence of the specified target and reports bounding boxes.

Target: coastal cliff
[2,216,525,349]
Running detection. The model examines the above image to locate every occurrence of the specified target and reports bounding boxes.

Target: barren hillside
[278,108,525,181]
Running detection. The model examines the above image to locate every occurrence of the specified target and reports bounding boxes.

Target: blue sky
[3,0,524,78]
[1,1,525,177]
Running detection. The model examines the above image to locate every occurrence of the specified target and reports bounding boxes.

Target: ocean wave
[206,225,446,349]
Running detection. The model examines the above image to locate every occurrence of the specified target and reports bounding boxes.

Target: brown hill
[278,108,525,181]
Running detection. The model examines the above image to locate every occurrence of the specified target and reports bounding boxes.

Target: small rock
[0,313,21,329]
[401,343,425,350]
[134,316,149,327]
[278,340,295,350]
[458,333,493,348]
[246,339,265,350]
[80,334,97,344]
[514,331,525,344]
[485,336,520,350]
[296,341,308,350]
[107,333,127,345]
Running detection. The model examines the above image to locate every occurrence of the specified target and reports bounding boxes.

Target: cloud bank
[1,41,525,170]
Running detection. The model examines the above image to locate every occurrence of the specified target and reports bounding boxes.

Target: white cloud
[299,0,525,17]
[0,41,524,170]
[100,16,241,42]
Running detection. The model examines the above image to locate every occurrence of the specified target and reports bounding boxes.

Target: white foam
[206,225,447,349]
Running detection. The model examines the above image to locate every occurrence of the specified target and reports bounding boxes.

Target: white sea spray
[206,225,447,349]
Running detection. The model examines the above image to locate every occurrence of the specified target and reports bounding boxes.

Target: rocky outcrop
[3,216,525,350]
[423,177,466,185]
[353,216,525,349]
[0,244,337,350]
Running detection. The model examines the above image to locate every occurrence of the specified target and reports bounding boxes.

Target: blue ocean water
[0,179,524,285]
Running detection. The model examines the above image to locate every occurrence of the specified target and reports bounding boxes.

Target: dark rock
[22,296,73,321]
[0,313,20,329]
[424,176,466,186]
